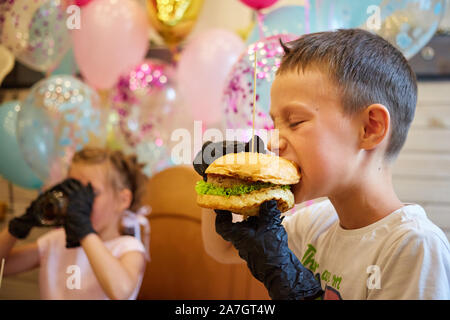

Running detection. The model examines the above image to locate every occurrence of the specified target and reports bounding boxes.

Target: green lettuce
[195,180,291,197]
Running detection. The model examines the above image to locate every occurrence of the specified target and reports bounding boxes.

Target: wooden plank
[393,153,450,179]
[412,106,450,129]
[422,204,450,230]
[402,128,450,153]
[417,82,450,103]
[393,177,450,204]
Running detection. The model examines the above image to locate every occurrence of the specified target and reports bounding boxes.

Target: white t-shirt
[37,228,146,300]
[282,199,450,300]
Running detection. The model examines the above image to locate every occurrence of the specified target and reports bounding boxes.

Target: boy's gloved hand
[56,178,96,248]
[215,201,323,300]
[193,136,266,181]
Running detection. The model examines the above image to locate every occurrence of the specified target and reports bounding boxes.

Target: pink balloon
[74,0,93,7]
[71,0,149,90]
[177,29,245,125]
[239,0,279,10]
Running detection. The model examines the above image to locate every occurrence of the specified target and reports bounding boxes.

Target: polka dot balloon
[16,75,107,183]
[222,34,298,131]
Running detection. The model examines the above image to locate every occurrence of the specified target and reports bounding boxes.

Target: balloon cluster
[226,0,446,130]
[0,0,446,189]
[0,76,106,189]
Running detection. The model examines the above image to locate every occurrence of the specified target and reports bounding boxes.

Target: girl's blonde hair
[72,147,148,212]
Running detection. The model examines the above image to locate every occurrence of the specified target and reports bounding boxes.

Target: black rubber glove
[55,178,96,248]
[8,198,42,239]
[193,136,266,181]
[215,201,323,300]
[8,183,63,238]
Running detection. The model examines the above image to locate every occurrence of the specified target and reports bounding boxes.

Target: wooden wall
[392,81,450,240]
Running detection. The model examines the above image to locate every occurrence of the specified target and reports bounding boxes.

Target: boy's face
[269,68,362,204]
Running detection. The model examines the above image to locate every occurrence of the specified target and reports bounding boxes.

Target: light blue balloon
[51,49,79,76]
[246,2,384,45]
[309,0,382,33]
[16,75,104,182]
[248,0,445,59]
[247,6,307,44]
[16,99,56,182]
[0,101,43,189]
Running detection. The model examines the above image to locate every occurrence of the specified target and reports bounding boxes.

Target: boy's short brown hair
[278,28,417,160]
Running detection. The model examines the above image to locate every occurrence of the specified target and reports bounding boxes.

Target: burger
[195,152,301,216]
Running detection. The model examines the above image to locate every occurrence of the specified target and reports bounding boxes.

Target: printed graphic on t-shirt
[301,243,343,300]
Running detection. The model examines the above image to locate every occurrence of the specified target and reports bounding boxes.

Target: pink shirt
[37,228,146,300]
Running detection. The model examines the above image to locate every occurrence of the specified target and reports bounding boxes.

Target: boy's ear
[359,104,390,151]
[118,188,133,212]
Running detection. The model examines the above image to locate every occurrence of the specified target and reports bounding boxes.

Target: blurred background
[0,0,449,299]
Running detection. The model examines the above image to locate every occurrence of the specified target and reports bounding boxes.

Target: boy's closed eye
[289,120,306,128]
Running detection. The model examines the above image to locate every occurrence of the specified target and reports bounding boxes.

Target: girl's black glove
[215,201,323,300]
[8,198,42,239]
[56,178,96,248]
[8,183,65,239]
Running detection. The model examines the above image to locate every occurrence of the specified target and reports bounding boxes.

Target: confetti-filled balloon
[146,0,204,48]
[0,0,71,72]
[17,76,107,183]
[223,34,297,130]
[111,60,190,177]
[364,0,446,59]
[0,101,43,189]
[135,140,175,177]
[0,0,14,37]
[307,0,446,60]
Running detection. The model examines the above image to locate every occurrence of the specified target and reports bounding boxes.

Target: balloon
[247,5,307,44]
[0,101,43,189]
[71,0,150,90]
[0,0,71,73]
[0,44,14,85]
[308,0,382,33]
[239,0,279,10]
[363,0,446,59]
[223,34,298,131]
[177,29,245,125]
[74,0,93,6]
[17,76,107,183]
[146,0,204,48]
[0,0,14,37]
[307,0,445,59]
[111,60,189,177]
[51,48,79,76]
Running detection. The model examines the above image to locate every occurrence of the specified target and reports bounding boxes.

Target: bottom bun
[197,186,295,216]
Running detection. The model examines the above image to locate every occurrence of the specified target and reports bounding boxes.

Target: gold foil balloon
[146,0,204,48]
[0,45,14,85]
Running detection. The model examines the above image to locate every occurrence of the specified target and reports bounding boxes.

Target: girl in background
[0,147,150,300]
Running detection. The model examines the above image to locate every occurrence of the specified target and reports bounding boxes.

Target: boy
[201,29,450,299]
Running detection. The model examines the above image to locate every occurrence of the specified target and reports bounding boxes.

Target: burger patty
[207,174,256,188]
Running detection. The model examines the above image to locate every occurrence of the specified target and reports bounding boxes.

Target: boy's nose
[268,132,287,155]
